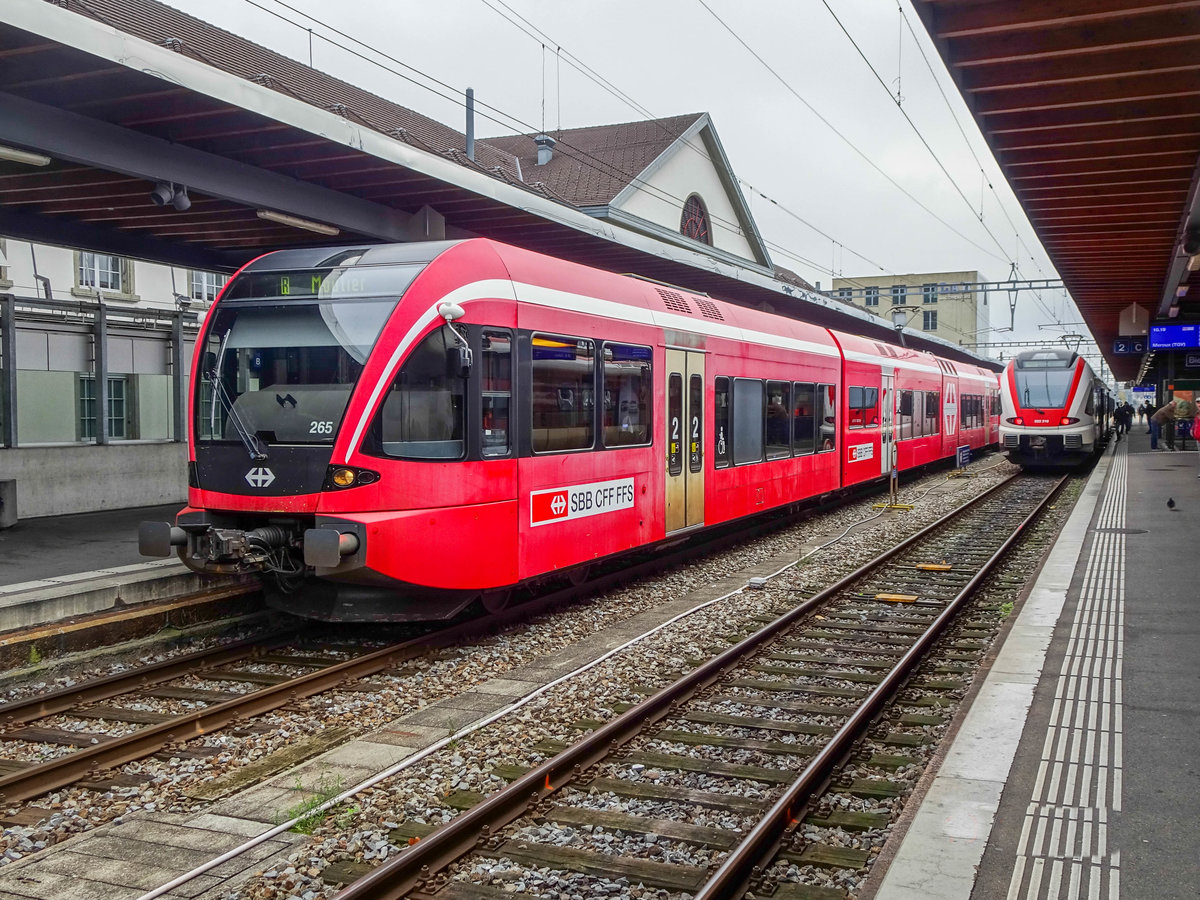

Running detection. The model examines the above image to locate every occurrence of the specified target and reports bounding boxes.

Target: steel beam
[1,295,15,448]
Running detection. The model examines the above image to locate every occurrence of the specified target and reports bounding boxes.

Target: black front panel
[194,444,333,496]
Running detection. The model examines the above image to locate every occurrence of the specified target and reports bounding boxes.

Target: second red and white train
[999,349,1112,467]
[141,239,1001,621]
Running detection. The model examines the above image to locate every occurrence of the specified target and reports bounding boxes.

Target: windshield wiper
[206,369,268,461]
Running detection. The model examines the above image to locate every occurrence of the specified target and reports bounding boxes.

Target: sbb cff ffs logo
[530,478,636,526]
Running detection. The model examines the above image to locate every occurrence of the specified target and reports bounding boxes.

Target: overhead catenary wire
[695,0,1011,266]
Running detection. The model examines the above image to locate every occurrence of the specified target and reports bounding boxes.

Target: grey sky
[162,0,1093,363]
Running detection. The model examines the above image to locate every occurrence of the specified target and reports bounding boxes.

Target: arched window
[680,194,712,245]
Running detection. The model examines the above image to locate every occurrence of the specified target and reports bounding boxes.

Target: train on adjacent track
[999,348,1112,467]
[140,239,1000,621]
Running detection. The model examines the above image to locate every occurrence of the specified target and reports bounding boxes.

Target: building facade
[830,271,989,348]
[0,237,221,517]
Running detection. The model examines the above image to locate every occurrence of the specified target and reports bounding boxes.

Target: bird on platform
[1167,497,1176,510]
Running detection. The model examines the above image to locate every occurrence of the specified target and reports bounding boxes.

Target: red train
[140,239,1000,620]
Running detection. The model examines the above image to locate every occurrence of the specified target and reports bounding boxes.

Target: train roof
[1010,348,1080,369]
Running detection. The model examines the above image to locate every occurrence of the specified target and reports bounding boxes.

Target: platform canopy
[915,0,1200,382]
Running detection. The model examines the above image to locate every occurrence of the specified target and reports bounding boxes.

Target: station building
[831,271,989,348]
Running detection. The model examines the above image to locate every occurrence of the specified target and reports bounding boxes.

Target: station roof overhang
[0,0,998,369]
[915,0,1200,382]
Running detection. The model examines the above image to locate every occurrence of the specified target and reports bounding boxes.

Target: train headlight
[1060,416,1079,426]
[323,465,381,490]
[1006,416,1024,426]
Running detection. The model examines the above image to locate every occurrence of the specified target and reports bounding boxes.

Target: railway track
[0,465,964,814]
[329,471,1068,900]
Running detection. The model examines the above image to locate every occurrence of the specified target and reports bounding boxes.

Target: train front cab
[1000,350,1098,466]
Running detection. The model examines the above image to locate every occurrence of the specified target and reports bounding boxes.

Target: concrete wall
[0,442,187,518]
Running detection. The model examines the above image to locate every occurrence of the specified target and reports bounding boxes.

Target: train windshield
[196,264,420,447]
[1013,364,1076,409]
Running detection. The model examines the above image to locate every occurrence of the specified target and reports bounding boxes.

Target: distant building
[831,271,989,348]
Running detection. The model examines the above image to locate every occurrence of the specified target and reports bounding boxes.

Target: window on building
[864,287,879,308]
[79,375,129,440]
[923,310,938,331]
[190,270,229,303]
[891,285,907,306]
[78,253,126,293]
[602,343,651,447]
[836,289,852,303]
[923,284,937,304]
[680,194,712,246]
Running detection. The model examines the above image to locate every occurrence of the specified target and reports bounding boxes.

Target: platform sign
[1112,337,1146,355]
[956,445,971,468]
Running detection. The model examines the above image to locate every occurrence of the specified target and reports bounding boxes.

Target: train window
[766,380,791,459]
[481,330,512,457]
[531,334,595,453]
[848,386,864,428]
[733,378,764,465]
[714,377,731,468]
[197,299,394,445]
[689,375,703,473]
[898,390,914,440]
[819,384,837,451]
[848,386,878,428]
[668,374,683,476]
[911,391,924,438]
[602,343,652,448]
[1085,388,1095,416]
[792,382,816,455]
[925,391,940,435]
[371,324,465,459]
[991,391,1001,416]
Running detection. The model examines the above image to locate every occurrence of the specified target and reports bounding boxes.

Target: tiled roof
[483,114,707,207]
[57,0,524,180]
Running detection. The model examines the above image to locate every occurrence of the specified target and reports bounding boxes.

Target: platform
[873,428,1200,899]
[0,502,253,633]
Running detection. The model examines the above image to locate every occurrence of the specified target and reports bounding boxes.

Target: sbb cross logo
[530,490,570,524]
[245,467,276,488]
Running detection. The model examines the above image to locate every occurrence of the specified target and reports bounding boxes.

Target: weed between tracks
[277,773,345,834]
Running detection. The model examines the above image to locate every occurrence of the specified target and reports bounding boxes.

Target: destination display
[1149,323,1200,349]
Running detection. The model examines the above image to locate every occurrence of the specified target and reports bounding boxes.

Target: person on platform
[1175,396,1196,450]
[1140,401,1151,431]
[1151,400,1177,451]
[1137,401,1148,426]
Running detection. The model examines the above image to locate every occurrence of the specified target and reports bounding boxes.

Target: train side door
[665,349,705,533]
[880,371,895,477]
